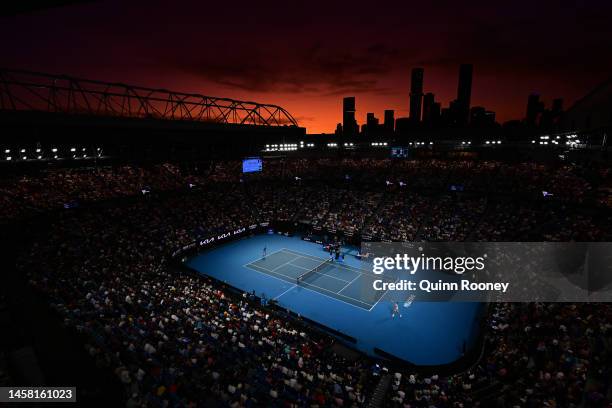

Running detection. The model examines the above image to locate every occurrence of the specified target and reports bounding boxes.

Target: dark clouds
[0,0,611,132]
[172,42,400,95]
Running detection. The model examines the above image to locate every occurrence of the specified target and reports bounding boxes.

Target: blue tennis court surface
[245,248,395,310]
[187,234,483,365]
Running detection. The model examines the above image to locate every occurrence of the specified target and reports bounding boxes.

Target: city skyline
[1,0,611,133]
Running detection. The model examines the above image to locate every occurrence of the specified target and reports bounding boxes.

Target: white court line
[248,264,298,282]
[289,261,352,283]
[253,259,351,284]
[281,248,393,309]
[244,248,382,311]
[368,287,388,312]
[284,262,311,271]
[367,276,401,311]
[271,256,303,272]
[246,261,372,311]
[241,248,288,269]
[256,250,352,284]
[283,248,378,278]
[274,284,297,300]
[306,269,351,283]
[337,271,362,294]
[299,280,374,307]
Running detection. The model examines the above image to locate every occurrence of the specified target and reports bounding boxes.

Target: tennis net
[297,259,333,285]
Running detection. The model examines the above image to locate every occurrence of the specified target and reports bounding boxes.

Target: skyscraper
[366,112,379,133]
[409,68,424,123]
[525,93,542,126]
[422,93,435,124]
[384,110,395,132]
[456,64,473,126]
[342,97,358,136]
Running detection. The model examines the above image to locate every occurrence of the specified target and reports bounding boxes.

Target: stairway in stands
[368,373,392,408]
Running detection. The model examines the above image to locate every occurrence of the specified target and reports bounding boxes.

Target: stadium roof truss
[0,69,299,127]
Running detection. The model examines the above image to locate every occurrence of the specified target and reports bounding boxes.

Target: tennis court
[187,234,484,365]
[245,248,394,310]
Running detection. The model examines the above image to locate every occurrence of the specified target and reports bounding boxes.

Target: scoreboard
[242,157,263,173]
[390,146,409,158]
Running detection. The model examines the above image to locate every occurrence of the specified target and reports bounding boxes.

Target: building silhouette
[422,92,435,124]
[431,102,441,125]
[366,112,379,133]
[335,123,343,136]
[395,117,411,134]
[455,64,473,126]
[342,97,358,136]
[409,68,424,123]
[470,106,496,127]
[525,93,543,126]
[384,110,395,132]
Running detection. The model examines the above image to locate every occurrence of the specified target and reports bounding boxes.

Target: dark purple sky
[1,0,611,132]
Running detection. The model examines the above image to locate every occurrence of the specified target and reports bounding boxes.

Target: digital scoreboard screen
[390,146,409,158]
[242,157,263,173]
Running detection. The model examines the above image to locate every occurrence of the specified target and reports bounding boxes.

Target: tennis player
[392,301,402,318]
[262,245,267,259]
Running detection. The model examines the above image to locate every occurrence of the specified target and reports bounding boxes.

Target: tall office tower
[366,112,379,133]
[342,97,358,136]
[383,109,395,132]
[409,68,424,122]
[456,64,473,126]
[422,93,435,123]
[525,93,541,126]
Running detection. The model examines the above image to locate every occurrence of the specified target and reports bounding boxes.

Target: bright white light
[70,147,76,152]
[52,148,58,152]
[4,149,9,153]
[20,149,25,153]
[6,157,11,161]
[36,148,41,152]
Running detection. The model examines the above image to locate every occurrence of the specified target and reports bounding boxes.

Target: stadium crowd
[2,157,612,407]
